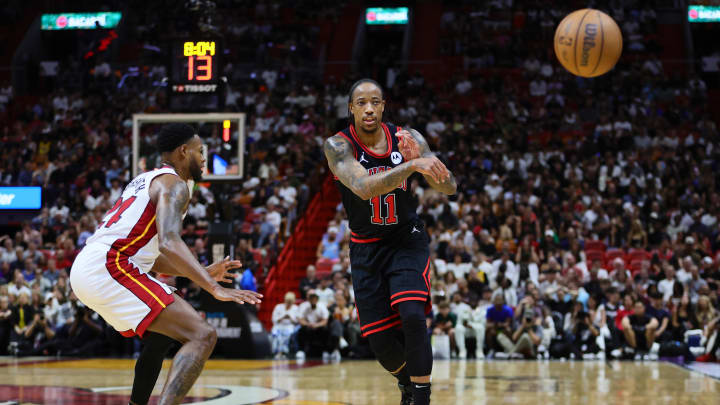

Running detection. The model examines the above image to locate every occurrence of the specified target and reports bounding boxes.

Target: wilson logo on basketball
[580,23,598,67]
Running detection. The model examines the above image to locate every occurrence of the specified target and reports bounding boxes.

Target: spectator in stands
[315,275,335,307]
[0,295,11,354]
[622,298,658,357]
[485,290,513,355]
[658,264,676,303]
[299,265,319,300]
[327,291,352,361]
[696,295,716,337]
[296,290,330,360]
[271,292,299,359]
[433,301,458,356]
[8,271,31,299]
[671,293,698,341]
[566,301,601,358]
[317,226,341,261]
[8,292,33,355]
[646,291,671,344]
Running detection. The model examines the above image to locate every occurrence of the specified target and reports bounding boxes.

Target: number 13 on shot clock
[184,41,215,81]
[169,39,222,95]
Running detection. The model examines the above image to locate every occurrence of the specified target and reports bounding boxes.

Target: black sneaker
[398,383,414,405]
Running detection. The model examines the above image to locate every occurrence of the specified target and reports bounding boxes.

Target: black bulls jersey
[334,123,418,243]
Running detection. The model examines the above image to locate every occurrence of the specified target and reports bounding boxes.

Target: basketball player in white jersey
[70,124,262,405]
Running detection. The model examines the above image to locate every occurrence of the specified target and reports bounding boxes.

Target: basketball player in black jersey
[324,79,456,405]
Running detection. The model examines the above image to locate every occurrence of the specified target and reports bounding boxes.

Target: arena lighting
[688,5,720,22]
[0,187,41,209]
[366,7,409,25]
[41,12,122,30]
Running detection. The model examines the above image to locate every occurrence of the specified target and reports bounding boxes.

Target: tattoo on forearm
[324,135,416,199]
[408,128,458,194]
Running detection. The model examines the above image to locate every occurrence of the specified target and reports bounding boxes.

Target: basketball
[554,9,623,78]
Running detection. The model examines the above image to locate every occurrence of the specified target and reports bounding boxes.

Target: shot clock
[168,39,223,110]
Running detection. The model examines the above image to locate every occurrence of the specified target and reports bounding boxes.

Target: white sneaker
[476,351,485,360]
[610,349,622,358]
[331,349,342,362]
[582,353,596,360]
[650,342,660,354]
[295,351,306,360]
[458,350,467,359]
[322,351,330,361]
[634,354,642,361]
[596,352,606,361]
[494,352,509,359]
[510,353,524,359]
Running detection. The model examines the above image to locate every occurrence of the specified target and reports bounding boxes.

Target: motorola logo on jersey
[391,151,403,165]
[367,166,407,191]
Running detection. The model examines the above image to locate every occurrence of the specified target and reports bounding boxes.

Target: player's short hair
[156,123,196,153]
[348,78,384,104]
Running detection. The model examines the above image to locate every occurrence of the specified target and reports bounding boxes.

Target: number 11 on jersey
[369,193,398,225]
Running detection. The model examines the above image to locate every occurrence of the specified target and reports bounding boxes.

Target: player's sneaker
[295,351,306,360]
[398,383,414,405]
[331,349,342,362]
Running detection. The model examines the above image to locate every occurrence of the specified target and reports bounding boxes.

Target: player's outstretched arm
[397,128,457,195]
[150,175,261,305]
[324,135,450,200]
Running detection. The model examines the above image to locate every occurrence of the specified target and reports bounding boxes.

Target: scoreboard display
[169,39,223,110]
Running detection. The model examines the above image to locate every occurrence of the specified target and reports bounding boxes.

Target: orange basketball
[554,9,622,78]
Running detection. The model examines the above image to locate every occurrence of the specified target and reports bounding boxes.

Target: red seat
[629,259,644,272]
[627,249,650,262]
[585,240,606,252]
[586,250,605,264]
[605,249,624,266]
[316,257,335,275]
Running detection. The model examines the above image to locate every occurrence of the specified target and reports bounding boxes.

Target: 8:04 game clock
[169,39,223,110]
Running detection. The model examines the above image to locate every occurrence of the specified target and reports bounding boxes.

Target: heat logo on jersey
[367,166,407,191]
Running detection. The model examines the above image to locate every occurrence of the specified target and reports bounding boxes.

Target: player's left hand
[207,256,241,283]
[396,130,421,161]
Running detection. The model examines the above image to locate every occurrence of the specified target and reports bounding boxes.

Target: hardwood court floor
[1,357,719,404]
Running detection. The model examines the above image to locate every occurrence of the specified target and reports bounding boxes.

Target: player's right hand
[411,156,450,183]
[212,287,263,305]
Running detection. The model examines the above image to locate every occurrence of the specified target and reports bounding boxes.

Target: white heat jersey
[85,166,190,274]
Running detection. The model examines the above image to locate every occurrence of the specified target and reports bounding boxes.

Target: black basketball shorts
[349,221,431,338]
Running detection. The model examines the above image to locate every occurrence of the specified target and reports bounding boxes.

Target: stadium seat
[585,250,605,264]
[315,257,335,276]
[605,249,624,265]
[585,240,606,252]
[627,249,650,263]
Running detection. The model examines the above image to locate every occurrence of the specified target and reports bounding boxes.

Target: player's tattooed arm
[324,135,417,200]
[151,175,222,294]
[406,128,457,195]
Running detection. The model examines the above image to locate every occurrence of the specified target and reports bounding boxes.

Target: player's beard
[189,159,204,182]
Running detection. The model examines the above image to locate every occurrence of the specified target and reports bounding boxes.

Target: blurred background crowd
[1,0,719,363]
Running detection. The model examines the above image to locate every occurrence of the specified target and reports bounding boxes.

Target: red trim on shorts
[360,313,400,331]
[120,330,135,337]
[390,290,429,300]
[104,201,173,336]
[351,237,382,243]
[362,319,403,337]
[349,124,392,159]
[422,257,431,291]
[350,231,382,243]
[390,297,429,307]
